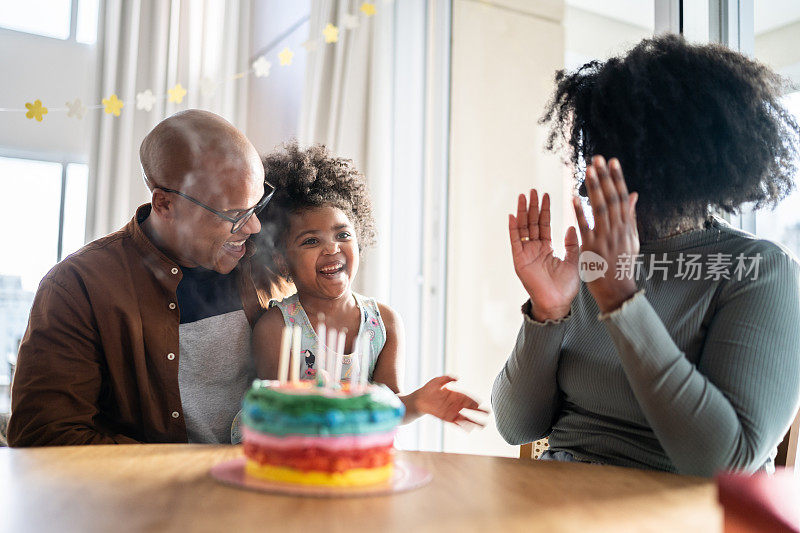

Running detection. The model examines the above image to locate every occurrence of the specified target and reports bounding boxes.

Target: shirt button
[171,267,179,275]
[167,353,175,360]
[171,411,180,419]
[169,302,176,310]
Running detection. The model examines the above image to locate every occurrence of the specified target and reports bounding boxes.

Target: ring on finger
[520,236,530,242]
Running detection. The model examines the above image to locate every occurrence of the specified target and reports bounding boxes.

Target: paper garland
[322,23,339,43]
[278,46,294,66]
[136,89,156,111]
[167,83,187,104]
[252,56,272,78]
[199,77,217,98]
[361,3,377,16]
[12,3,382,123]
[342,15,360,30]
[101,94,123,116]
[25,100,47,121]
[65,98,86,119]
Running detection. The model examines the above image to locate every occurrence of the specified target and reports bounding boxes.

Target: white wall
[442,0,664,458]
[564,4,651,68]
[445,0,567,458]
[755,21,800,86]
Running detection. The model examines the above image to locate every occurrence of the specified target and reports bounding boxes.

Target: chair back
[776,408,799,468]
[0,412,8,447]
[519,438,549,459]
[520,412,799,467]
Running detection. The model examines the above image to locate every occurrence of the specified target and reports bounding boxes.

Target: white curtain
[86,0,252,240]
[299,0,395,302]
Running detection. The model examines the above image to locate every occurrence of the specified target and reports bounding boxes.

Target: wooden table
[0,444,721,532]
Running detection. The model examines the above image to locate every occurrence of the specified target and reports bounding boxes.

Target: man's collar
[128,204,184,292]
[128,203,250,292]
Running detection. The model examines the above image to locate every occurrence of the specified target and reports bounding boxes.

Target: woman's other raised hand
[509,190,580,322]
[573,156,639,313]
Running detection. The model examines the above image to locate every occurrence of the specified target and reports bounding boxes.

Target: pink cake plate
[210,457,432,498]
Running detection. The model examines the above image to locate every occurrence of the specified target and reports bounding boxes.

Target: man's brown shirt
[7,205,264,446]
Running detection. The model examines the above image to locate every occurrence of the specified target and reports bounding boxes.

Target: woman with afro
[492,34,800,476]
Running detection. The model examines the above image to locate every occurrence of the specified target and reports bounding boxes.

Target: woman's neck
[637,214,708,243]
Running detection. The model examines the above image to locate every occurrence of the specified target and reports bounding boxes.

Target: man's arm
[8,276,139,446]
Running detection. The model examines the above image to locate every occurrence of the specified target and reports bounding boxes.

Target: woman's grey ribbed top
[491,217,800,476]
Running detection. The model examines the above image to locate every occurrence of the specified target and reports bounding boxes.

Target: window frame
[655,1,758,232]
[0,0,96,45]
[0,149,88,262]
[706,0,799,469]
[711,1,757,233]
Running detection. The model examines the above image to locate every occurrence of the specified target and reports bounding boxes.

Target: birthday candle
[317,314,327,385]
[359,335,370,386]
[327,328,337,378]
[334,329,346,384]
[349,332,360,388]
[333,354,342,385]
[277,326,291,383]
[290,325,301,383]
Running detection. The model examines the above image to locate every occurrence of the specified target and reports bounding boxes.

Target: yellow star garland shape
[24,99,48,122]
[322,23,339,43]
[278,47,294,66]
[168,83,187,104]
[102,94,124,117]
[360,2,376,16]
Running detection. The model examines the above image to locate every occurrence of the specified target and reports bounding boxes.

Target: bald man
[8,110,272,446]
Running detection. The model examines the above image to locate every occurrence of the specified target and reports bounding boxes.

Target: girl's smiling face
[282,205,360,300]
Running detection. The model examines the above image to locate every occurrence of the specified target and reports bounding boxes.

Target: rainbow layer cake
[241,380,405,487]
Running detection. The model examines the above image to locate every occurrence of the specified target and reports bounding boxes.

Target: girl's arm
[372,303,487,426]
[370,302,403,394]
[251,307,287,380]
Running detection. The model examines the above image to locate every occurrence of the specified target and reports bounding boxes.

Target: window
[0,0,99,44]
[445,0,664,458]
[751,1,800,252]
[564,0,654,70]
[0,0,71,40]
[563,0,656,232]
[75,0,99,44]
[0,156,88,405]
[753,92,800,254]
[0,0,99,410]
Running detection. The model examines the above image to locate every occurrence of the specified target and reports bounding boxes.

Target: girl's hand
[573,156,639,314]
[509,191,580,321]
[404,376,488,427]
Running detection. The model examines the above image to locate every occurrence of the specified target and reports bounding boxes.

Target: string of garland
[4,1,382,123]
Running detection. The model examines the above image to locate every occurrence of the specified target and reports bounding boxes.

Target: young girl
[250,142,485,426]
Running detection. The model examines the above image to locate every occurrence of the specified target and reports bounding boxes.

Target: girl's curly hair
[541,34,800,222]
[249,141,376,302]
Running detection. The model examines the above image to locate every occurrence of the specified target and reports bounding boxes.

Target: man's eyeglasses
[157,180,275,234]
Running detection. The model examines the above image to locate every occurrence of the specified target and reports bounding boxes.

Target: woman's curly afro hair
[255,141,376,254]
[541,34,800,221]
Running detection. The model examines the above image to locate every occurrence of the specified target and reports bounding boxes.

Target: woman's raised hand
[573,156,639,313]
[509,190,580,322]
